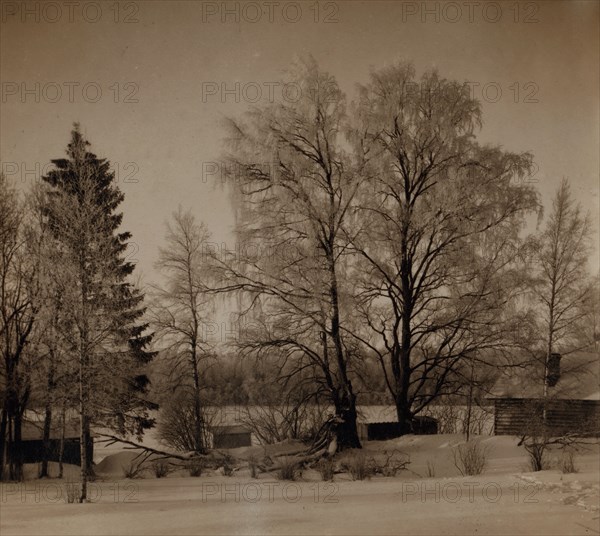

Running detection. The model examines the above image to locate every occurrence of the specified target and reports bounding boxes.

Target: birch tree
[532,179,594,375]
[347,63,540,430]
[151,208,215,453]
[0,174,39,481]
[214,58,363,449]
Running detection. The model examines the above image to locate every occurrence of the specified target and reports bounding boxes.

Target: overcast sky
[1,0,599,284]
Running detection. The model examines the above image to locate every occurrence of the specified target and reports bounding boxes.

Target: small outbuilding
[357,408,438,441]
[19,421,90,466]
[488,352,600,436]
[210,424,252,449]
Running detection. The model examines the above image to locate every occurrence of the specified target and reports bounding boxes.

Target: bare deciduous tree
[531,179,594,375]
[151,208,216,453]
[347,63,540,430]
[0,174,39,481]
[213,57,363,449]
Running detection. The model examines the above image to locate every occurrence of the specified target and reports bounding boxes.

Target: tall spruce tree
[41,124,155,502]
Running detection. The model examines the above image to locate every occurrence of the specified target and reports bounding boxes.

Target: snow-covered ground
[2,435,598,535]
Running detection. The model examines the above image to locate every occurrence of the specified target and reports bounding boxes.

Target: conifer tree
[41,124,156,502]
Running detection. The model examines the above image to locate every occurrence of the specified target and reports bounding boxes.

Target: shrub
[122,461,146,479]
[151,460,172,478]
[560,449,578,474]
[221,453,235,476]
[157,391,210,453]
[373,450,410,477]
[524,441,549,472]
[277,456,301,481]
[64,480,78,503]
[187,459,203,477]
[315,458,335,481]
[248,455,259,479]
[426,460,436,478]
[452,441,488,476]
[344,451,375,481]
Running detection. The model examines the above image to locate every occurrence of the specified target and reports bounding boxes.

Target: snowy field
[1,434,599,535]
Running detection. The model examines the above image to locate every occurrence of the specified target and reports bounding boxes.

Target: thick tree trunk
[0,407,7,481]
[395,396,413,435]
[393,205,414,435]
[79,346,88,502]
[40,353,57,478]
[327,250,361,450]
[191,353,204,454]
[12,412,24,482]
[58,400,67,478]
[85,423,94,476]
[79,412,88,502]
[394,338,413,433]
[334,394,361,450]
[7,418,14,480]
[58,403,66,479]
[39,402,53,478]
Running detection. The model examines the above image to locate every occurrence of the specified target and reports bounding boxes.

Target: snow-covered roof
[488,352,600,400]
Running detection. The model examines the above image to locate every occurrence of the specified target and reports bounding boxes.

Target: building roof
[211,424,252,435]
[488,352,600,400]
[21,420,81,441]
[357,406,398,424]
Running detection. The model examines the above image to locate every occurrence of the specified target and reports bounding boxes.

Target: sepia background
[1,0,598,284]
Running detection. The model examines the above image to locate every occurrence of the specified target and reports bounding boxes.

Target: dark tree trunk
[58,402,66,478]
[40,353,57,478]
[39,403,53,478]
[11,412,24,482]
[395,395,413,435]
[327,250,361,451]
[191,349,204,454]
[79,412,89,501]
[334,395,361,450]
[0,407,7,481]
[85,423,94,477]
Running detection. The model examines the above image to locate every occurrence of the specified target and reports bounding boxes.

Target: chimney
[546,353,561,387]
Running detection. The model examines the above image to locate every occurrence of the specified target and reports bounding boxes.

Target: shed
[211,424,252,449]
[357,408,438,440]
[18,421,91,466]
[487,352,600,436]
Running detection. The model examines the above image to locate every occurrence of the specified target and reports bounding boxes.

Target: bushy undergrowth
[452,441,488,476]
[187,459,203,477]
[151,460,172,478]
[277,456,301,481]
[315,458,336,481]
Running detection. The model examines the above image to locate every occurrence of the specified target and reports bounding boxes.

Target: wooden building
[211,424,252,449]
[488,352,600,436]
[19,421,90,466]
[357,412,438,441]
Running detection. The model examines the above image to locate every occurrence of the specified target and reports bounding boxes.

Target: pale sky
[1,0,599,285]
